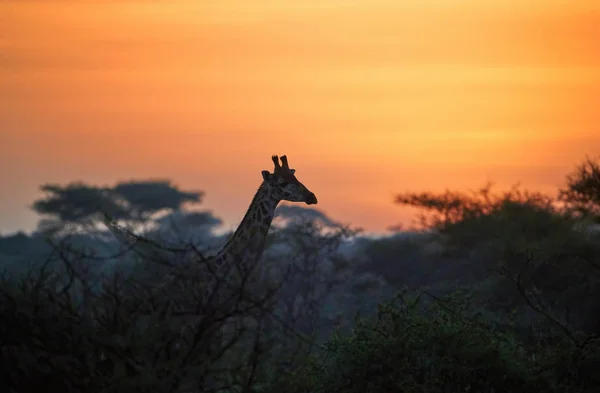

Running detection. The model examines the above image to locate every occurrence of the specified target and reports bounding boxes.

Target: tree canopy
[559,156,600,219]
[31,180,203,229]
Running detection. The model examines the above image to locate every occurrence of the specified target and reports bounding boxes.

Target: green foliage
[281,291,600,393]
[288,292,535,393]
[393,168,600,336]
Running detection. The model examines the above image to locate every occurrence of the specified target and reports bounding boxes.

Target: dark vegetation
[1,157,600,392]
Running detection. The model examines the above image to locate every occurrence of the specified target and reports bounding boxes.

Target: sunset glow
[1,0,600,233]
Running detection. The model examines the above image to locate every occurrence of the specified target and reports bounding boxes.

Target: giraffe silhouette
[190,154,318,388]
[203,154,317,297]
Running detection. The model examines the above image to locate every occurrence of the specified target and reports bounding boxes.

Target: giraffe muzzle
[305,192,318,205]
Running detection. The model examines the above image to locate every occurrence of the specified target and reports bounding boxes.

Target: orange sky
[1,0,600,234]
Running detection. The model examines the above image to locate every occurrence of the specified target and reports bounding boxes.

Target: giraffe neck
[213,183,280,271]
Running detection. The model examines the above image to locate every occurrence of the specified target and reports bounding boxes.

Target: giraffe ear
[261,170,272,182]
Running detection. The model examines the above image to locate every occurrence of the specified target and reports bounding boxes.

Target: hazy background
[2,0,600,234]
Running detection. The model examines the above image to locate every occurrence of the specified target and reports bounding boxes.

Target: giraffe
[180,154,317,388]
[204,154,318,298]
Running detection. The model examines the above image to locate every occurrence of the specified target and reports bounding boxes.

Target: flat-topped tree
[31,180,203,231]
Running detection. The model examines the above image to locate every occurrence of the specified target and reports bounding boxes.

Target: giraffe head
[261,155,318,205]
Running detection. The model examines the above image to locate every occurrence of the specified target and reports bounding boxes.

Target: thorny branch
[1,217,352,392]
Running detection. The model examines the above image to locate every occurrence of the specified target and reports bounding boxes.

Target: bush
[281,291,600,393]
[0,229,280,392]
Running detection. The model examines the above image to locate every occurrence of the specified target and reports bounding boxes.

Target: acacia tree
[31,180,204,232]
[390,158,600,337]
[559,156,600,220]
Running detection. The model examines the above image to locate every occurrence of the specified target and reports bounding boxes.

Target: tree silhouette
[112,180,203,220]
[559,156,600,220]
[31,180,203,231]
[32,183,126,223]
